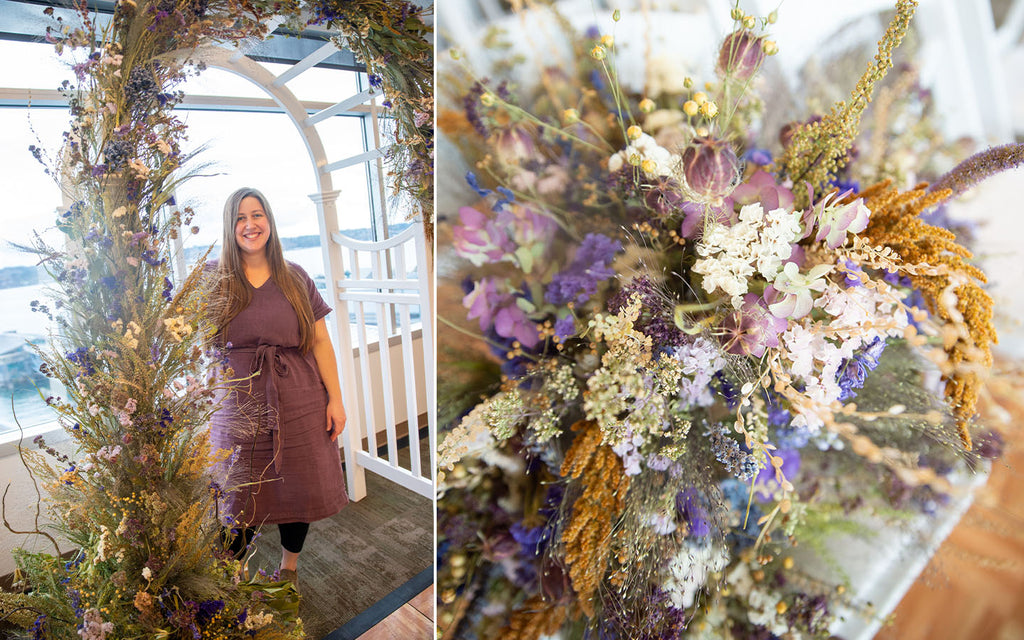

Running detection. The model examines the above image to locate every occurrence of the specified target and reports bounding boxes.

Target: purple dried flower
[545,234,622,305]
[717,29,767,80]
[731,169,794,212]
[681,136,739,200]
[721,293,788,357]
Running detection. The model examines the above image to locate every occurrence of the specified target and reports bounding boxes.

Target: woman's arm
[312,317,346,442]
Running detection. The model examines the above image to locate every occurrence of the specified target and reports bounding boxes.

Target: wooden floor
[875,367,1024,640]
[355,584,434,640]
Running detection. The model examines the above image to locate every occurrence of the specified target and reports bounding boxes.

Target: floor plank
[355,602,433,640]
[407,585,434,621]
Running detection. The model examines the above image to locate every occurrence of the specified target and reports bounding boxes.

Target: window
[0,37,423,442]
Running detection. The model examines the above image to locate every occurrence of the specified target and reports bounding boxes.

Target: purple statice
[839,258,866,287]
[196,599,225,626]
[30,614,47,640]
[102,139,131,168]
[553,314,575,340]
[836,337,886,401]
[66,347,95,376]
[609,276,684,348]
[545,234,622,306]
[141,250,163,266]
[676,488,711,537]
[162,277,174,302]
[707,423,759,480]
[126,65,159,111]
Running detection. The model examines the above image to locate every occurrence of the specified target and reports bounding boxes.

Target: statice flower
[608,132,677,178]
[755,448,800,499]
[676,488,711,537]
[545,233,622,305]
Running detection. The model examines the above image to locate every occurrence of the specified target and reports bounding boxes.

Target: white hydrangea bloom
[694,203,802,309]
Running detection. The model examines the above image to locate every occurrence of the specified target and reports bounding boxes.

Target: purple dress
[210,262,348,526]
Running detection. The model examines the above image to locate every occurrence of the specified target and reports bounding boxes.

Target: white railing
[332,225,435,501]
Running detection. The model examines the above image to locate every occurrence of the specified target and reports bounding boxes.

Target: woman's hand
[326,397,347,442]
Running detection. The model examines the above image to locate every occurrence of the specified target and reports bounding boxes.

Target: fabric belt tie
[250,344,291,473]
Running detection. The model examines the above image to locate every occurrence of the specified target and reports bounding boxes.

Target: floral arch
[0,0,431,637]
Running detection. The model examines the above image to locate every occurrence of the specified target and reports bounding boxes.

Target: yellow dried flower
[626,124,643,140]
[683,100,699,116]
[639,97,655,113]
[699,101,719,118]
[591,45,607,61]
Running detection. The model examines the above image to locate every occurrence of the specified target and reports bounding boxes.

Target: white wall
[347,331,428,443]
[0,430,76,576]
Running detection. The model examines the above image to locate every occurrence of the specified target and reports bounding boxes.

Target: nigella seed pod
[681,136,739,201]
[717,30,766,81]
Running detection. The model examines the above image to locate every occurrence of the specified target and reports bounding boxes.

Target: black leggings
[226,522,310,557]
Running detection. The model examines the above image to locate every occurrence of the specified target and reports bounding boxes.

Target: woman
[208,187,348,591]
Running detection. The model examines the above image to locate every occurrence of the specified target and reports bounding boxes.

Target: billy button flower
[638,98,655,113]
[626,125,643,141]
[590,45,607,61]
[680,136,739,201]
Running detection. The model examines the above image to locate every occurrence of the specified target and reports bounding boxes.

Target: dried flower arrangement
[437,1,1022,638]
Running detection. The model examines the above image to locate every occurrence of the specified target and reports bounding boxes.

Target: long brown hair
[214,187,317,353]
